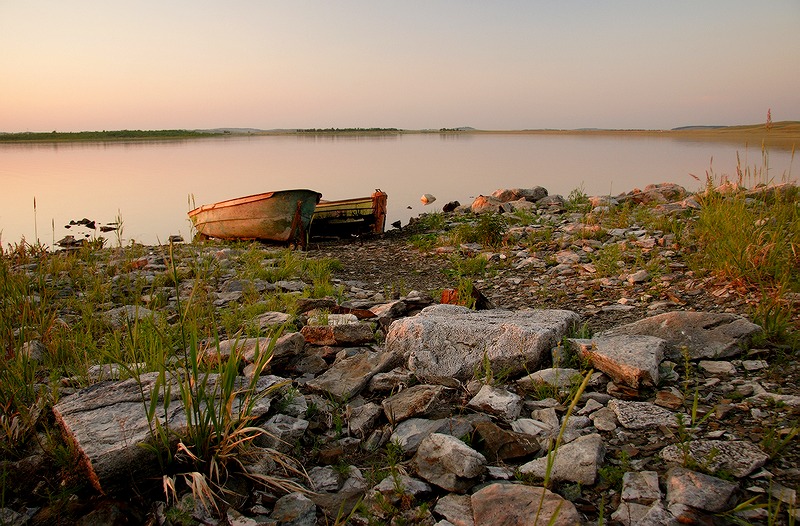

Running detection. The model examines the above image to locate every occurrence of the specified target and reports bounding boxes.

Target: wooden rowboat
[188,189,322,246]
[311,189,388,238]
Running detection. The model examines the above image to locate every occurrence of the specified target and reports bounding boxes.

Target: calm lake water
[1,133,796,248]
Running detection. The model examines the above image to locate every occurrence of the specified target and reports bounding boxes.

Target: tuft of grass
[565,184,590,212]
[685,158,799,345]
[408,233,441,251]
[446,254,490,279]
[524,225,555,249]
[589,242,624,277]
[449,213,507,249]
[412,212,448,232]
[760,424,800,460]
[473,351,513,386]
[0,239,320,512]
[690,186,799,289]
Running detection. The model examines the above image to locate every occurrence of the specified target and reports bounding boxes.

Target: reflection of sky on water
[1,134,796,247]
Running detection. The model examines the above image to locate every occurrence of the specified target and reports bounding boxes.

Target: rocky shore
[2,182,798,525]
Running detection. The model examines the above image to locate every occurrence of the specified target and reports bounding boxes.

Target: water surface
[1,133,795,247]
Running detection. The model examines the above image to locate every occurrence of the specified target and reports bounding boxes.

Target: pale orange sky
[2,1,798,132]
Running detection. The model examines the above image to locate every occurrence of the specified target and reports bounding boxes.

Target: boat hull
[188,189,322,244]
[311,190,388,238]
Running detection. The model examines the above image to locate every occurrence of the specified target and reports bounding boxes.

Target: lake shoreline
[2,121,798,150]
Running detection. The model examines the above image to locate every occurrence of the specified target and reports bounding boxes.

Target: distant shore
[2,121,797,150]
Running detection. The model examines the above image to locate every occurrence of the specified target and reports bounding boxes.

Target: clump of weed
[508,208,539,226]
[685,159,799,345]
[589,242,624,277]
[565,185,591,212]
[598,450,631,491]
[760,423,799,460]
[524,225,555,250]
[411,212,447,232]
[473,351,512,386]
[446,254,490,278]
[408,233,440,251]
[449,214,507,249]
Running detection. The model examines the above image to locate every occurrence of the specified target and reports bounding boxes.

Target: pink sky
[2,1,798,132]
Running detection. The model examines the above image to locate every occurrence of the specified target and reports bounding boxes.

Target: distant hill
[671,125,725,131]
[194,128,268,134]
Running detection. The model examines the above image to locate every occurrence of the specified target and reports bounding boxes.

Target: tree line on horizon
[0,130,219,141]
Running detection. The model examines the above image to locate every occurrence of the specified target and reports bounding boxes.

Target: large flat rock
[660,440,768,478]
[519,433,605,485]
[53,372,280,494]
[600,311,761,360]
[385,305,579,385]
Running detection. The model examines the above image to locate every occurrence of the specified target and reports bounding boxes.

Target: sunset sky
[2,1,798,132]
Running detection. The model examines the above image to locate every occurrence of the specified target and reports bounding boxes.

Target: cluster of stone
[404,183,800,341]
[5,182,799,525]
[33,297,797,524]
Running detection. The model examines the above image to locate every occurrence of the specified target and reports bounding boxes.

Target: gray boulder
[666,467,738,513]
[518,433,604,485]
[413,433,486,493]
[470,195,503,214]
[391,415,489,454]
[305,349,399,402]
[600,311,761,360]
[270,492,317,526]
[660,440,768,478]
[53,372,280,494]
[609,399,678,429]
[385,305,579,385]
[471,483,581,526]
[466,384,522,422]
[382,384,448,424]
[491,186,548,203]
